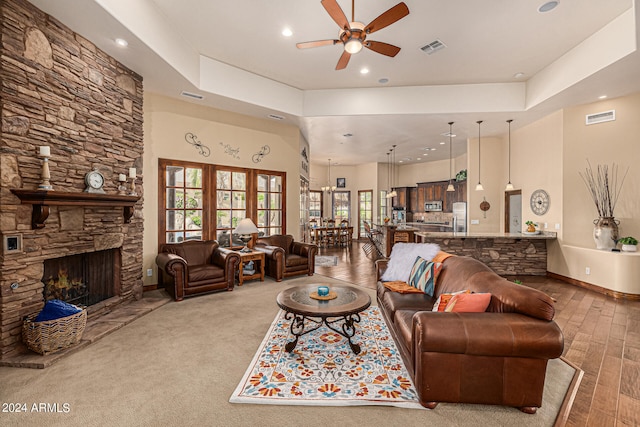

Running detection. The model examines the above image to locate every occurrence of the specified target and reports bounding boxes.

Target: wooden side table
[237,250,265,286]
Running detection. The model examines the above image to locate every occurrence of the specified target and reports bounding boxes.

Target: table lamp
[234,218,259,252]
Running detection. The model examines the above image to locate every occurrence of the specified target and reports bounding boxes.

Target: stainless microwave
[424,200,443,212]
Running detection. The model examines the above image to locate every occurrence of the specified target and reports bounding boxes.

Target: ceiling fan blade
[335,50,351,70]
[365,41,401,57]
[321,0,350,30]
[296,39,340,49]
[364,2,410,34]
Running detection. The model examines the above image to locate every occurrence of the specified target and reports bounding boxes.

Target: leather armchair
[254,234,318,281]
[156,240,240,301]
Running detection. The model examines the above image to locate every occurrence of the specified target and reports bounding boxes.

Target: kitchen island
[415,231,557,276]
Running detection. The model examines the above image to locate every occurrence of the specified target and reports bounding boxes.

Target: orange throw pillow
[444,292,492,312]
[432,290,471,312]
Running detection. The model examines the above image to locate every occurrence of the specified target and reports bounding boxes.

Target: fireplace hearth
[43,249,120,307]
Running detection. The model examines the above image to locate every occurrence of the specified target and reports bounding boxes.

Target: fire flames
[45,269,86,302]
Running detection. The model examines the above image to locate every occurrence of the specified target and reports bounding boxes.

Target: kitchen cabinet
[392,187,415,210]
[417,180,466,212]
[409,187,418,213]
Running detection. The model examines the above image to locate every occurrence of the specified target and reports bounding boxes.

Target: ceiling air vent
[586,110,615,125]
[180,91,204,100]
[420,39,446,55]
[267,114,285,121]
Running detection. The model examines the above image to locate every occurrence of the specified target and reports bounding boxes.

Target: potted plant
[525,221,537,233]
[618,236,638,252]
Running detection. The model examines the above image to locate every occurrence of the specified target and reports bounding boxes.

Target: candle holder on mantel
[38,146,53,190]
[129,177,137,196]
[117,174,128,195]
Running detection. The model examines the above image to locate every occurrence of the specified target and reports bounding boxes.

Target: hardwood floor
[316,241,640,426]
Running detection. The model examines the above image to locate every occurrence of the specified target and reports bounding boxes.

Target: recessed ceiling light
[399,160,403,163]
[598,95,608,99]
[513,72,525,79]
[281,28,293,37]
[115,38,128,47]
[360,68,369,74]
[431,148,437,151]
[416,157,421,160]
[538,1,559,13]
[378,78,389,84]
[439,142,445,145]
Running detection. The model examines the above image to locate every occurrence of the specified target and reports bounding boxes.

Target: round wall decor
[530,189,550,215]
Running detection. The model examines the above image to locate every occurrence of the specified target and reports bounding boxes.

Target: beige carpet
[0,275,578,427]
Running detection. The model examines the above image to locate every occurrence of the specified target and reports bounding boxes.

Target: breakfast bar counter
[415,231,557,276]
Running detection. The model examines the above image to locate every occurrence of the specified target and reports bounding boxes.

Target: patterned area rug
[314,255,339,267]
[229,306,423,409]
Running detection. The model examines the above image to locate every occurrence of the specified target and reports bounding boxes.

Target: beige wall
[467,136,504,232]
[549,93,640,293]
[143,94,303,285]
[508,111,564,234]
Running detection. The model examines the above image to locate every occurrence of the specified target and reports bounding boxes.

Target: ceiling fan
[296,0,410,70]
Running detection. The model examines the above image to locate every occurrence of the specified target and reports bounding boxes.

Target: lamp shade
[234,218,259,235]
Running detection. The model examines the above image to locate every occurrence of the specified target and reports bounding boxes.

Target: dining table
[311,226,353,247]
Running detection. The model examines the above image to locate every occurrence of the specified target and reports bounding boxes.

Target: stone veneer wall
[425,238,548,276]
[0,0,144,358]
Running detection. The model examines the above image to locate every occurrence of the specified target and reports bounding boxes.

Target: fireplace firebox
[42,249,120,307]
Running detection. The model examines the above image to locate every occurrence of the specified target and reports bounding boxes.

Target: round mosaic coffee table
[276,283,371,355]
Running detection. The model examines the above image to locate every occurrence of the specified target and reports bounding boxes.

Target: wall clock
[84,169,106,194]
[530,189,550,215]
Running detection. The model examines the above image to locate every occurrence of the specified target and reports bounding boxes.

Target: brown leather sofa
[253,234,318,281]
[156,240,240,301]
[376,254,564,413]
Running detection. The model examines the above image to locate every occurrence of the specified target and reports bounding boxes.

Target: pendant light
[505,119,514,191]
[475,120,484,191]
[321,158,336,193]
[446,121,455,192]
[385,151,393,198]
[388,145,397,197]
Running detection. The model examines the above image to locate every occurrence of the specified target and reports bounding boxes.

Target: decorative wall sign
[252,145,270,163]
[219,142,240,159]
[480,197,491,218]
[337,177,346,188]
[185,132,210,157]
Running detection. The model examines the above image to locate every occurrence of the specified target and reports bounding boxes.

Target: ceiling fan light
[345,39,363,54]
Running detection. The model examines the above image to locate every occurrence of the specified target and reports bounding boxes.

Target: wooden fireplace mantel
[10,189,141,229]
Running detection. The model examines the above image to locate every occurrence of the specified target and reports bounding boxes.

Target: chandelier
[321,158,337,193]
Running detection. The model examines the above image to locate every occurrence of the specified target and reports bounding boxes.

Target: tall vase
[593,217,619,250]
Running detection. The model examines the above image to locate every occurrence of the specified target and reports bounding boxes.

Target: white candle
[118,173,127,182]
[129,167,136,178]
[39,146,50,156]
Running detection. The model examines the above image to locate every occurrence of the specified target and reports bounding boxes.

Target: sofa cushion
[444,292,492,312]
[408,257,442,296]
[432,289,471,312]
[380,243,440,282]
[285,253,308,267]
[188,264,224,283]
[379,285,435,323]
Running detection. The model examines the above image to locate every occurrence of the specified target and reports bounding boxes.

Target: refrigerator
[452,202,467,232]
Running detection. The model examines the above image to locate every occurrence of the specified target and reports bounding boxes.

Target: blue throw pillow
[34,299,82,322]
[408,256,443,296]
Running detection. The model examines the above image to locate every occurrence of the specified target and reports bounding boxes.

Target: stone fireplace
[0,0,144,360]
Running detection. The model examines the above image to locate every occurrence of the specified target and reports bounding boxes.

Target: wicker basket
[22,309,87,355]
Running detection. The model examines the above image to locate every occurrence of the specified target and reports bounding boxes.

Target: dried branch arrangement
[579,161,628,217]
